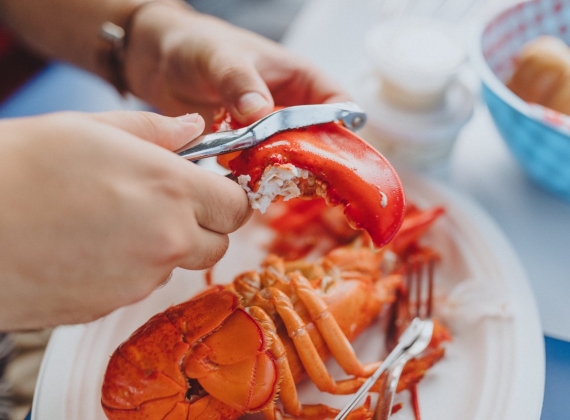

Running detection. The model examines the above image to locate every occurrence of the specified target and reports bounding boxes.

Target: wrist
[97,0,189,94]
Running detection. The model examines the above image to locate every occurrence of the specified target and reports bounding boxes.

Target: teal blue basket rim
[482,84,570,201]
[469,0,570,138]
[481,84,570,141]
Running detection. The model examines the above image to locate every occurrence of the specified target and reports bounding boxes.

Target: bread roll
[507,35,570,115]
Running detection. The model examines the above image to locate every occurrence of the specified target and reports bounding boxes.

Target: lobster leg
[290,273,380,377]
[249,306,370,420]
[268,287,375,395]
[248,306,303,418]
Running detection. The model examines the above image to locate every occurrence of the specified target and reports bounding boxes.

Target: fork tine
[426,255,435,318]
[372,252,437,419]
[405,255,422,319]
[415,258,423,318]
[380,253,439,376]
[407,250,438,320]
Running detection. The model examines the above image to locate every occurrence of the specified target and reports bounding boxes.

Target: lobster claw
[215,108,406,248]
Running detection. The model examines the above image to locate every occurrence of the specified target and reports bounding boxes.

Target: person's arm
[0,0,351,125]
[0,0,145,81]
[0,110,251,330]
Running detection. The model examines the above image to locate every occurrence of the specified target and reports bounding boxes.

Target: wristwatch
[97,0,189,94]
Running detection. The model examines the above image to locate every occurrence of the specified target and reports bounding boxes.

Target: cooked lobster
[101,204,448,420]
[101,108,445,419]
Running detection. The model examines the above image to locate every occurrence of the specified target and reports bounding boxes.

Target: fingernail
[177,113,199,123]
[236,92,268,116]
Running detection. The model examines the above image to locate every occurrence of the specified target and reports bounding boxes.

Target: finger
[205,59,275,124]
[188,168,252,234]
[271,63,352,106]
[147,96,219,133]
[178,229,231,270]
[305,67,353,104]
[154,270,175,290]
[149,95,220,134]
[89,110,205,151]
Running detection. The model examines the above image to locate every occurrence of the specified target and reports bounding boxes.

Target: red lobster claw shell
[216,108,406,248]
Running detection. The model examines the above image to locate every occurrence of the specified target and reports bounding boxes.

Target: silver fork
[333,254,436,420]
[372,253,438,420]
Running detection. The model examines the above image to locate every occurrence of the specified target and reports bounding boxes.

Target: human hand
[0,111,251,330]
[124,3,352,126]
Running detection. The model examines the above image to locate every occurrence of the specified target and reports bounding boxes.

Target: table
[2,1,568,417]
[282,0,570,418]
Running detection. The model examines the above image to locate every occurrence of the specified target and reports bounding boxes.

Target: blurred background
[188,0,306,41]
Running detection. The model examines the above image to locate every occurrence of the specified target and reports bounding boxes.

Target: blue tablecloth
[542,336,570,419]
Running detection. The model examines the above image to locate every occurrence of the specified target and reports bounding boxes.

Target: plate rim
[401,172,545,420]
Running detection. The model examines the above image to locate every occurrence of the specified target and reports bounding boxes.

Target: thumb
[89,111,205,151]
[208,62,275,125]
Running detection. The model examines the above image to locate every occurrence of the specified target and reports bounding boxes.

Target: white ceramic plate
[32,173,544,420]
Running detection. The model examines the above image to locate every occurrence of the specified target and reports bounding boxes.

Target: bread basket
[472,0,570,200]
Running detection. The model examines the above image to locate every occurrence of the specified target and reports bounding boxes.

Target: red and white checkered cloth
[482,0,570,134]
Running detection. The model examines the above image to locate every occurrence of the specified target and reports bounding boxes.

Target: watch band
[97,0,188,94]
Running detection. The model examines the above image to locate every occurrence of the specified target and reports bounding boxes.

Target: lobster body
[102,246,399,420]
[101,288,266,419]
